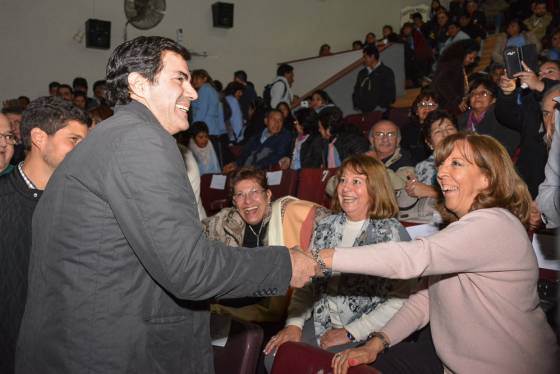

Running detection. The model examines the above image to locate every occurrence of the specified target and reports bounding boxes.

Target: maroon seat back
[271,342,381,374]
[200,173,231,216]
[344,111,383,135]
[296,168,338,208]
[388,107,411,128]
[267,169,298,200]
[213,318,264,374]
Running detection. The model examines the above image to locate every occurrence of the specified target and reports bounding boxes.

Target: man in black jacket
[16,36,317,374]
[352,44,396,113]
[0,97,89,374]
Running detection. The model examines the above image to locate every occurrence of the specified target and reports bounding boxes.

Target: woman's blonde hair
[331,154,399,219]
[435,132,532,226]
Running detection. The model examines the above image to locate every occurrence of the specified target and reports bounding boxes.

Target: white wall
[0,0,408,101]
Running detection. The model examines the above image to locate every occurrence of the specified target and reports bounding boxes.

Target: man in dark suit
[16,36,317,374]
[352,44,396,113]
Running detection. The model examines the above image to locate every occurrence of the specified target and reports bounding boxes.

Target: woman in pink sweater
[319,132,558,374]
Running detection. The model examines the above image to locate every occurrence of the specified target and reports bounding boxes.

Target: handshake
[288,246,333,288]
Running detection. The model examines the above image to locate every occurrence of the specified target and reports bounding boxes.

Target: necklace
[248,221,264,247]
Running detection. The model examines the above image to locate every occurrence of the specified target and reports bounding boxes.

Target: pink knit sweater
[333,208,558,373]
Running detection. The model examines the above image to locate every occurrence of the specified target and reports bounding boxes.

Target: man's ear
[128,72,148,100]
[30,127,48,151]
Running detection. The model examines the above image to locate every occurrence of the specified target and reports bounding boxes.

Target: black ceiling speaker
[212,2,234,28]
[85,19,111,49]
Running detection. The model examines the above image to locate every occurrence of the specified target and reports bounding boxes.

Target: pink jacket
[334,208,558,373]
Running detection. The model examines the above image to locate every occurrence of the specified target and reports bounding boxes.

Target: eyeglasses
[470,90,492,98]
[232,189,266,202]
[373,131,398,139]
[417,101,438,109]
[0,133,17,145]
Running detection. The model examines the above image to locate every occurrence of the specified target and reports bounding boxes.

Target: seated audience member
[309,89,335,113]
[492,18,541,65]
[48,81,60,96]
[204,167,329,324]
[432,39,479,114]
[319,44,332,56]
[18,96,30,110]
[73,91,87,110]
[352,40,363,50]
[269,64,299,109]
[542,29,560,61]
[405,110,458,200]
[322,133,559,374]
[400,89,440,164]
[234,70,258,122]
[2,100,25,165]
[286,108,324,170]
[276,101,296,134]
[458,77,520,156]
[57,84,73,102]
[319,106,369,168]
[364,32,377,46]
[92,79,108,107]
[236,109,293,170]
[0,114,15,176]
[87,105,113,129]
[523,0,552,42]
[191,69,229,165]
[0,96,89,374]
[440,21,471,52]
[176,141,206,220]
[264,155,414,370]
[458,13,486,43]
[224,81,245,144]
[539,60,560,81]
[72,77,97,110]
[188,121,221,175]
[488,63,506,84]
[496,65,559,197]
[352,45,396,113]
[429,9,451,54]
[367,120,414,172]
[536,96,560,228]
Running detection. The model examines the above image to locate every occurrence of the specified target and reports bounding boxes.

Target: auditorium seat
[213,318,264,374]
[344,111,383,135]
[267,169,298,199]
[200,173,231,215]
[271,341,381,374]
[388,107,411,128]
[296,168,338,208]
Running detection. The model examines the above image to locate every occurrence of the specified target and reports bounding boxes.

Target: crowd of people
[1,1,559,374]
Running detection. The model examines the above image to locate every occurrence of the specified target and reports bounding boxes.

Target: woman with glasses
[264,155,414,371]
[457,76,520,155]
[0,114,16,176]
[405,110,457,201]
[203,166,329,323]
[401,89,440,164]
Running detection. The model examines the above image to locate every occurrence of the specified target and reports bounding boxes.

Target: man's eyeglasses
[373,131,398,139]
[0,133,17,145]
[232,189,266,202]
[417,102,438,109]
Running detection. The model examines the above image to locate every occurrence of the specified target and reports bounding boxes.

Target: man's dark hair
[542,59,560,70]
[105,36,191,106]
[469,76,499,98]
[58,84,73,94]
[234,70,247,82]
[74,91,87,100]
[318,106,344,137]
[224,81,245,96]
[2,99,24,115]
[266,108,283,119]
[448,20,460,28]
[20,96,90,150]
[294,108,320,136]
[49,81,60,90]
[93,80,106,91]
[363,44,380,60]
[411,12,423,20]
[72,77,88,91]
[190,121,209,137]
[276,64,294,77]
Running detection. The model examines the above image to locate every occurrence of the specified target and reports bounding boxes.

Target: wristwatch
[346,330,356,342]
[368,332,390,352]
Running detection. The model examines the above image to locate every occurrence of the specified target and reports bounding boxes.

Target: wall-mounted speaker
[85,19,111,49]
[212,2,234,28]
